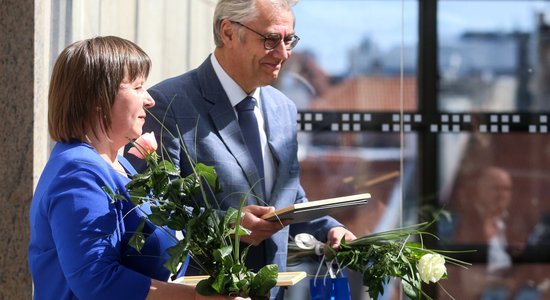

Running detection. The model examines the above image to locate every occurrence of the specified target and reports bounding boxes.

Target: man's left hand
[327,227,357,249]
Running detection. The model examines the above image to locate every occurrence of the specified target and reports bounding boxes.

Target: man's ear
[220,19,236,48]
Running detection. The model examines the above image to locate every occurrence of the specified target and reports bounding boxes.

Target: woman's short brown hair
[48,36,151,142]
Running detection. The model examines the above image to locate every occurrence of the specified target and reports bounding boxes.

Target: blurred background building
[3,0,550,299]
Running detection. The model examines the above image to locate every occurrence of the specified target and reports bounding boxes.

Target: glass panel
[288,130,419,300]
[441,265,550,300]
[438,1,549,112]
[298,132,415,236]
[438,2,550,298]
[438,132,550,299]
[277,1,419,299]
[276,0,418,111]
[277,0,420,227]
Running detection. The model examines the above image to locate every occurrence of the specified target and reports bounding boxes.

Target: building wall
[69,0,216,86]
[0,0,214,297]
[0,0,51,298]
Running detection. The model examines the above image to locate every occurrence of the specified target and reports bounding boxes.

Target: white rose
[417,253,447,284]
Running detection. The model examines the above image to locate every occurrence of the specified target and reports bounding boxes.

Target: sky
[293,0,549,75]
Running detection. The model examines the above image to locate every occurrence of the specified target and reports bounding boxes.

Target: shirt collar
[210,54,261,109]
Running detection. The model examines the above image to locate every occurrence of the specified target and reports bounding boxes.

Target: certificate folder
[261,193,370,223]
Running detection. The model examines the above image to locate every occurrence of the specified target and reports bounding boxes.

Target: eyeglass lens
[264,33,299,50]
[231,21,299,51]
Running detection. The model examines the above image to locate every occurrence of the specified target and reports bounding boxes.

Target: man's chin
[258,74,279,86]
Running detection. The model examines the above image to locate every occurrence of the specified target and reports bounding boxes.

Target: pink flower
[128,132,158,159]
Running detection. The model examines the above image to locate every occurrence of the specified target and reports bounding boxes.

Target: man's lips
[263,62,282,71]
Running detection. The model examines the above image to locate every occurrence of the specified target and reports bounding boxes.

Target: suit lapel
[196,57,265,201]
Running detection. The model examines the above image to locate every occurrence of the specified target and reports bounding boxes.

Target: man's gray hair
[213,0,298,48]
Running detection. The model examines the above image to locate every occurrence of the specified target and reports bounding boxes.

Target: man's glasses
[231,21,300,51]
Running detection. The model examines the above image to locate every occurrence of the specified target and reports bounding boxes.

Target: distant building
[532,12,550,111]
[441,32,519,79]
[276,51,331,109]
[309,76,416,111]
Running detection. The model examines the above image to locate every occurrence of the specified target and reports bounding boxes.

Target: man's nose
[271,41,290,60]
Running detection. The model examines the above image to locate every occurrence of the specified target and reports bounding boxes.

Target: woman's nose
[144,91,155,108]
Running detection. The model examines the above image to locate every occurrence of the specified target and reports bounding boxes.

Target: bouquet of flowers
[288,222,471,300]
[106,132,277,299]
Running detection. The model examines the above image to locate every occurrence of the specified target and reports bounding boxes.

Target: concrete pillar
[0,0,50,298]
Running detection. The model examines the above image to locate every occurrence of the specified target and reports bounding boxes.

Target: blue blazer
[29,142,177,300]
[131,56,343,277]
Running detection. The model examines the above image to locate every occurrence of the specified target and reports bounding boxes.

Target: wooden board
[172,271,307,287]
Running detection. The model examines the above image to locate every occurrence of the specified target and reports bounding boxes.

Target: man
[127,0,355,298]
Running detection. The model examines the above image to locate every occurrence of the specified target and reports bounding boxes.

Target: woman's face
[108,76,155,144]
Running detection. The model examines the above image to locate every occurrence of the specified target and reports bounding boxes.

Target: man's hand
[238,205,291,246]
[327,227,357,249]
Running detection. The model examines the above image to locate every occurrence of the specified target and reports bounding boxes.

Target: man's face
[477,168,513,216]
[230,5,296,92]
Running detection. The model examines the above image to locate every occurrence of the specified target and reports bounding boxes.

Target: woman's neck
[85,133,123,165]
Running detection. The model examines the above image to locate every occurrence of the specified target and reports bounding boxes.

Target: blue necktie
[236,96,265,196]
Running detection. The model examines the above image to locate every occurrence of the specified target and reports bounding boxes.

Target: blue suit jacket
[29,142,177,300]
[129,56,343,279]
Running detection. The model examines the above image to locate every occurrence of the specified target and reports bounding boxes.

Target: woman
[28,36,247,300]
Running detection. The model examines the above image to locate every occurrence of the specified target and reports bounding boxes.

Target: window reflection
[296,131,417,300]
[438,2,550,298]
[438,132,550,299]
[441,264,550,300]
[276,0,418,111]
[277,2,418,299]
[438,1,550,113]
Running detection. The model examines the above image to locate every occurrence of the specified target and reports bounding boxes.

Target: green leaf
[163,241,187,274]
[402,275,421,300]
[147,213,168,227]
[223,208,240,227]
[128,189,150,205]
[196,278,216,296]
[250,264,278,297]
[128,219,146,252]
[101,186,127,203]
[126,172,152,187]
[214,246,234,266]
[228,226,251,237]
[229,263,245,275]
[195,163,220,192]
[158,160,180,176]
[211,270,228,294]
[166,214,186,230]
[166,178,190,203]
[240,246,250,265]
